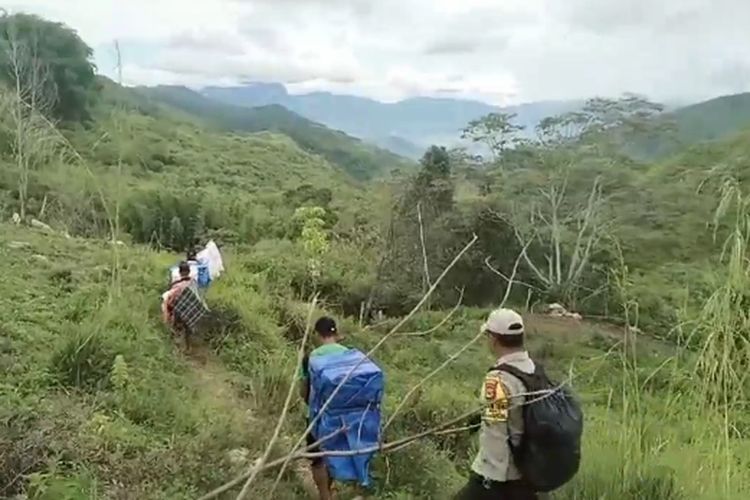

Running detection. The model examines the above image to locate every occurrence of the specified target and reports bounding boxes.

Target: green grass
[1,39,749,499]
[2,223,747,499]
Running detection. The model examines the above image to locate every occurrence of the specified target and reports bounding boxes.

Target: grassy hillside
[631,92,750,159]
[3,223,747,499]
[0,78,372,251]
[2,12,749,499]
[672,92,750,143]
[136,85,414,181]
[2,92,750,500]
[621,128,750,263]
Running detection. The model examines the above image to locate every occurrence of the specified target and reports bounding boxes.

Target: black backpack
[492,363,583,493]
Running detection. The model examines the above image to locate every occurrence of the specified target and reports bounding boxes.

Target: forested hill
[628,92,750,159]
[670,92,750,145]
[135,85,414,181]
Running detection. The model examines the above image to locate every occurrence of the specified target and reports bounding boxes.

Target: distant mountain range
[201,83,580,158]
[135,85,413,180]
[137,80,750,175]
[200,83,750,161]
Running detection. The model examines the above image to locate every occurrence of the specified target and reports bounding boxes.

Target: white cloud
[6,0,750,104]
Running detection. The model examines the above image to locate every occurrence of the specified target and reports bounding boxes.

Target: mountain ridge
[200,83,750,159]
[201,84,580,157]
[135,84,413,180]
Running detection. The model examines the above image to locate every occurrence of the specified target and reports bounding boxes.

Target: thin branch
[433,424,480,436]
[197,424,347,500]
[484,257,539,292]
[200,370,575,500]
[268,235,479,494]
[385,245,525,431]
[375,423,480,455]
[384,331,485,433]
[234,295,318,500]
[545,179,566,286]
[484,208,549,287]
[280,407,481,462]
[500,240,533,305]
[286,378,569,462]
[513,226,550,286]
[362,317,391,332]
[269,410,366,496]
[200,408,480,500]
[399,287,464,337]
[568,177,603,282]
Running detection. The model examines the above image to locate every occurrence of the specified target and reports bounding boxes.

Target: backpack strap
[487,364,534,461]
[488,363,542,389]
[302,353,311,404]
[302,353,310,375]
[491,363,527,380]
[490,363,551,410]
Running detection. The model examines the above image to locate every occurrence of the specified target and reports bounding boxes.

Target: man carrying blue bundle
[299,316,382,500]
[299,317,349,500]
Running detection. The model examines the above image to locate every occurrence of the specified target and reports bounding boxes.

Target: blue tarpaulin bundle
[168,241,224,289]
[308,349,384,487]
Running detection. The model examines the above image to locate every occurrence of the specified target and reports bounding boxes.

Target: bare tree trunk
[507,174,606,306]
[416,202,432,293]
[3,20,57,223]
[364,200,398,321]
[10,32,26,220]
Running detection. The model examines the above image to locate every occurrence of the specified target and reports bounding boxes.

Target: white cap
[482,308,525,336]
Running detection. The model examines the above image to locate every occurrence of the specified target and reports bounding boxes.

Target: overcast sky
[8,0,750,105]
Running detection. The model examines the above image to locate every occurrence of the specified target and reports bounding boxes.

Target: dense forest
[1,12,749,500]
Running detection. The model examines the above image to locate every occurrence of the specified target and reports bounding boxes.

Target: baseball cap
[482,308,525,336]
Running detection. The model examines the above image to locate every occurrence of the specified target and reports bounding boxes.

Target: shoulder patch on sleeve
[482,372,509,423]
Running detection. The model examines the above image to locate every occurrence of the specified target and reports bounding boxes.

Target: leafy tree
[412,145,454,213]
[283,184,338,228]
[535,94,673,151]
[0,12,97,122]
[121,190,204,251]
[292,206,330,286]
[462,112,525,163]
[369,146,460,310]
[169,216,184,246]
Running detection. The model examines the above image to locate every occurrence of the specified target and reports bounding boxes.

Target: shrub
[51,324,117,390]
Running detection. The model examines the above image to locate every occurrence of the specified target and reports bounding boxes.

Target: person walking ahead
[455,308,538,500]
[299,317,349,500]
[455,308,583,500]
[161,261,207,353]
[162,261,192,326]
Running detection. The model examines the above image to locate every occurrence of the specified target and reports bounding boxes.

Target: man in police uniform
[455,308,538,500]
